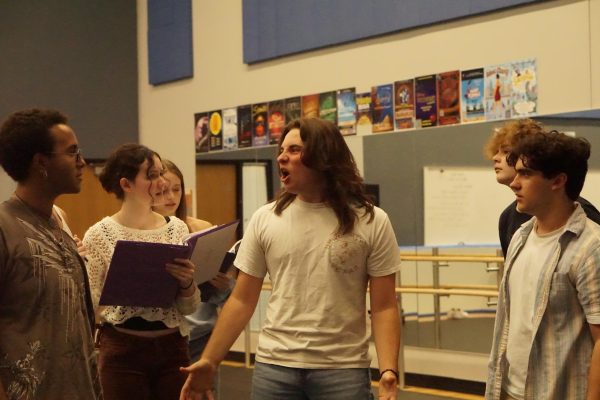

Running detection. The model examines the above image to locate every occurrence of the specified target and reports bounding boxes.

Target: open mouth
[280,168,290,182]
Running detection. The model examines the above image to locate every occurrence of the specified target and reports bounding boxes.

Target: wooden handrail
[401,284,497,291]
[261,283,498,297]
[400,254,503,263]
[396,287,498,297]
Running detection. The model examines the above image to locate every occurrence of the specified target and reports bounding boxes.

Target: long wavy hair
[274,118,374,235]
[161,159,187,221]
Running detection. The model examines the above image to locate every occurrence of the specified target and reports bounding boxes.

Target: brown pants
[98,325,190,400]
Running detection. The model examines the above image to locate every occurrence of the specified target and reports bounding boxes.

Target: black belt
[112,316,169,331]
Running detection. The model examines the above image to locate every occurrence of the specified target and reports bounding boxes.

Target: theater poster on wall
[301,94,319,118]
[394,79,415,130]
[510,58,537,118]
[371,84,394,133]
[415,74,438,128]
[484,63,511,121]
[222,107,238,151]
[194,112,209,153]
[252,103,269,146]
[319,91,338,125]
[208,110,223,151]
[461,68,485,123]
[337,87,357,136]
[285,97,301,122]
[437,70,461,126]
[268,100,285,145]
[237,105,252,148]
[355,92,372,136]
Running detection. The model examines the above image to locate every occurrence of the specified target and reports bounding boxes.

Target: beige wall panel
[55,165,121,238]
[591,0,600,107]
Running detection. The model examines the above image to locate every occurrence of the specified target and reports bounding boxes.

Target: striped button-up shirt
[486,204,600,399]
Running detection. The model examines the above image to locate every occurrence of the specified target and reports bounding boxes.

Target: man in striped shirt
[486,130,600,400]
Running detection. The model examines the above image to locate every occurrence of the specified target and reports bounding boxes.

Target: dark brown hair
[507,130,590,201]
[274,118,374,235]
[100,143,161,199]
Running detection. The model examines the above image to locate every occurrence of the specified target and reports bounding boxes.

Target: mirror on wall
[393,111,600,386]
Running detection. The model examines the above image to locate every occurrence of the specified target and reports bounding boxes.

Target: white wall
[137,0,600,199]
[592,0,600,105]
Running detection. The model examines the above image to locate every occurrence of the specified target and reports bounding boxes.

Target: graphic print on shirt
[325,233,368,273]
[17,217,82,337]
[1,341,45,400]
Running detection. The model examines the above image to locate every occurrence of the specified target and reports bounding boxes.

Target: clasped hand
[166,258,195,290]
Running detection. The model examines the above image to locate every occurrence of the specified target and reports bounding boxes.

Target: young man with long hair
[180,118,401,400]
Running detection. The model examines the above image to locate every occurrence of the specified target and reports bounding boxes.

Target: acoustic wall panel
[148,0,193,85]
[243,0,547,63]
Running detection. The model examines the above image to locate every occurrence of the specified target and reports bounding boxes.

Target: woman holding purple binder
[83,144,200,400]
[153,159,236,400]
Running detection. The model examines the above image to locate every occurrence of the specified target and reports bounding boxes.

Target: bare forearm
[201,296,257,365]
[369,274,401,372]
[371,305,401,371]
[200,272,263,366]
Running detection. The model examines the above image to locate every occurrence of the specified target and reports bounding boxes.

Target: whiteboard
[424,166,600,246]
[580,171,600,208]
[242,163,268,232]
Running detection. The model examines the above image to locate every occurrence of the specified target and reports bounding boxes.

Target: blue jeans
[251,361,374,400]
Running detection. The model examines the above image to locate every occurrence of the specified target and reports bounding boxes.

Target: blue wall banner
[243,0,547,64]
[148,0,193,85]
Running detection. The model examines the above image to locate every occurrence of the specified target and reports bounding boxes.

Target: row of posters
[194,58,537,153]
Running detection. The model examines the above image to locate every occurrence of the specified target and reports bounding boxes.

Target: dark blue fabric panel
[243,0,547,63]
[543,109,600,120]
[148,0,193,85]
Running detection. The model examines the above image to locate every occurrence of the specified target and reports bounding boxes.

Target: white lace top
[83,216,200,336]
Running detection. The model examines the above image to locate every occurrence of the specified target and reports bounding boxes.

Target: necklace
[12,194,74,261]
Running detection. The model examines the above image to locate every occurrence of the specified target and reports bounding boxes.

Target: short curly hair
[0,109,68,182]
[483,119,544,159]
[99,143,161,200]
[507,130,590,201]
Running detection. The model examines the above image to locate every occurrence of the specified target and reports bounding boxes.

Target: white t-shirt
[504,224,563,399]
[235,199,401,369]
